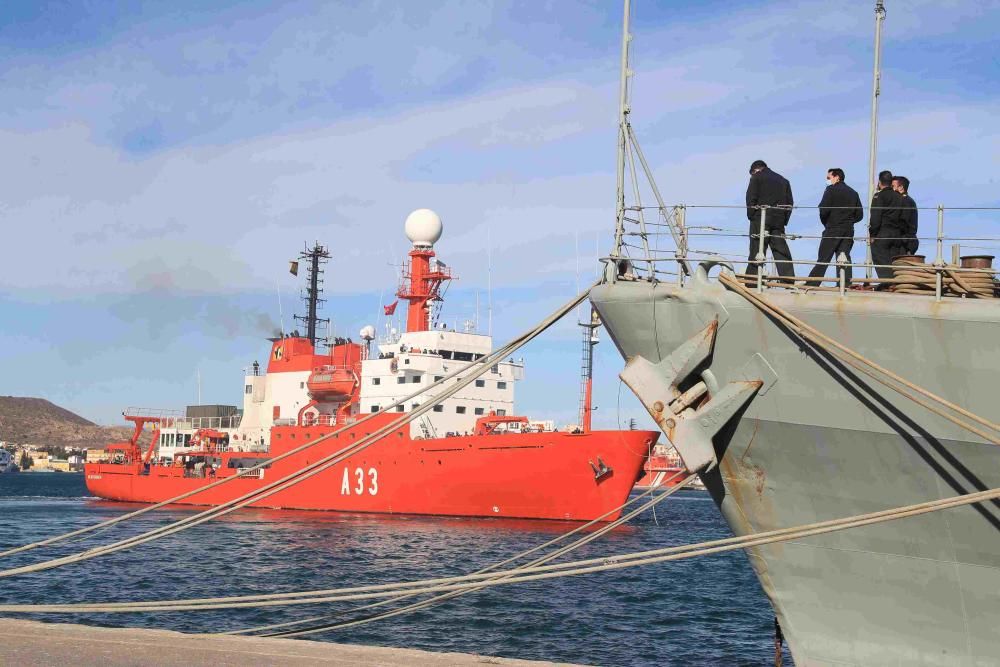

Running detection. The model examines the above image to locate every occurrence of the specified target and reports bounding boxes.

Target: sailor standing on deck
[892,176,919,254]
[745,160,795,279]
[869,170,904,279]
[807,168,864,285]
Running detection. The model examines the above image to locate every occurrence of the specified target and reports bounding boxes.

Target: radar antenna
[293,242,331,347]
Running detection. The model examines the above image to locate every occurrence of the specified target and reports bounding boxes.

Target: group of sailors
[744,160,918,282]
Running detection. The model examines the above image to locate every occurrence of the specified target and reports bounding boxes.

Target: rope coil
[890,257,998,298]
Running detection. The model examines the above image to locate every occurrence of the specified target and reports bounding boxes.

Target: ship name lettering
[340,467,379,496]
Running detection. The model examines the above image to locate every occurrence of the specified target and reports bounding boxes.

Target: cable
[257,473,696,638]
[0,282,598,579]
[2,483,994,615]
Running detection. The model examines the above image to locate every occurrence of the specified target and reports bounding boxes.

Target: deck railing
[610,204,1000,300]
[123,407,242,430]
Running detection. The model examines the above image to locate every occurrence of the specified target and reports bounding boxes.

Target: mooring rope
[3,484,995,615]
[241,472,695,638]
[0,283,597,579]
[718,272,1000,442]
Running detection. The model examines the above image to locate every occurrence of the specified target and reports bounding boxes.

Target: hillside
[0,396,131,450]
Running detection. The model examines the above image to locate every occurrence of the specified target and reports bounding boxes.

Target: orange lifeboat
[306,366,357,399]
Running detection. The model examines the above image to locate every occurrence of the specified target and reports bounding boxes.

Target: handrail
[609,203,999,300]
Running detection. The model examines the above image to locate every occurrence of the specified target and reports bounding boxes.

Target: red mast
[579,308,600,432]
[396,209,451,332]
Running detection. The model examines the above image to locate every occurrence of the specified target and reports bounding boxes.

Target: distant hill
[0,396,131,450]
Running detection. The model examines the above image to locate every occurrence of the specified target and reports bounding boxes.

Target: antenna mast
[864,0,887,278]
[611,0,632,258]
[293,242,331,347]
[609,0,688,273]
[578,308,600,432]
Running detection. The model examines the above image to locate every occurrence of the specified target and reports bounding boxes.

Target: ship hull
[591,276,1000,666]
[635,454,687,490]
[86,416,654,522]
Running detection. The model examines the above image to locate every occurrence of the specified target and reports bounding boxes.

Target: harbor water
[0,474,791,665]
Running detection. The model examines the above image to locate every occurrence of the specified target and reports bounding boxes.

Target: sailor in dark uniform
[893,176,919,254]
[807,168,864,285]
[869,170,904,279]
[745,160,795,279]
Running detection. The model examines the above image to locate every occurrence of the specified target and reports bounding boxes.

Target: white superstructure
[359,330,524,437]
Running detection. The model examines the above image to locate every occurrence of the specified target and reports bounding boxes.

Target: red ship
[85,210,656,521]
[635,445,688,490]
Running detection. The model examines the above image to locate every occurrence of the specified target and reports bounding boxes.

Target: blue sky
[1,0,998,426]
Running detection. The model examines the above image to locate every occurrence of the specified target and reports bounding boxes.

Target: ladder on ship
[418,414,438,439]
[578,308,599,431]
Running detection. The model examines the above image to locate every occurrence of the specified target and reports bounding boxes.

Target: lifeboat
[306,366,357,399]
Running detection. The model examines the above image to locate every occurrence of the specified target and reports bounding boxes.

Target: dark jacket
[899,194,918,251]
[870,187,902,237]
[818,181,864,230]
[746,168,793,229]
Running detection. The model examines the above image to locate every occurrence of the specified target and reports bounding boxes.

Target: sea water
[0,474,792,665]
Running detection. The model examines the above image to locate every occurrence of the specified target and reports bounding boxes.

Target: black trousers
[871,230,906,279]
[746,225,795,278]
[808,227,855,284]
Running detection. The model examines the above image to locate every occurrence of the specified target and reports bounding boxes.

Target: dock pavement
[0,618,579,666]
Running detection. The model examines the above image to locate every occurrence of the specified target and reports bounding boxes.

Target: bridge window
[372,377,381,385]
[456,406,467,414]
[434,376,443,383]
[497,382,507,390]
[491,364,499,374]
[370,405,380,413]
[474,407,485,415]
[397,376,405,384]
[411,375,421,383]
[395,405,405,413]
[245,385,252,394]
[475,380,485,388]
[433,405,444,413]
[497,409,506,416]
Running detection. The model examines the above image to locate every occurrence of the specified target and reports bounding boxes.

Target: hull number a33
[341,467,378,496]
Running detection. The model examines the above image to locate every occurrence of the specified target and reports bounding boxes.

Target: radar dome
[359,325,376,341]
[404,209,443,248]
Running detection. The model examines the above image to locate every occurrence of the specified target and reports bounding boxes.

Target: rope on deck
[0,282,599,579]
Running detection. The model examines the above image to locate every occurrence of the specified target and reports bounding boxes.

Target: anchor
[588,457,612,481]
[620,318,763,473]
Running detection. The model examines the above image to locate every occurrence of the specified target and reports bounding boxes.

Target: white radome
[359,325,376,341]
[404,208,443,247]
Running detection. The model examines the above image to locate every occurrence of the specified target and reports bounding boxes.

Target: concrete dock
[0,618,578,666]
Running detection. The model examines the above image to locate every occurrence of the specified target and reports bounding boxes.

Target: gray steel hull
[590,276,1000,666]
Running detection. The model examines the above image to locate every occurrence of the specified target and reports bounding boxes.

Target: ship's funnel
[404,209,443,248]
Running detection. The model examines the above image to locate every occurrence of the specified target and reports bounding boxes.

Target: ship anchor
[620,318,763,473]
